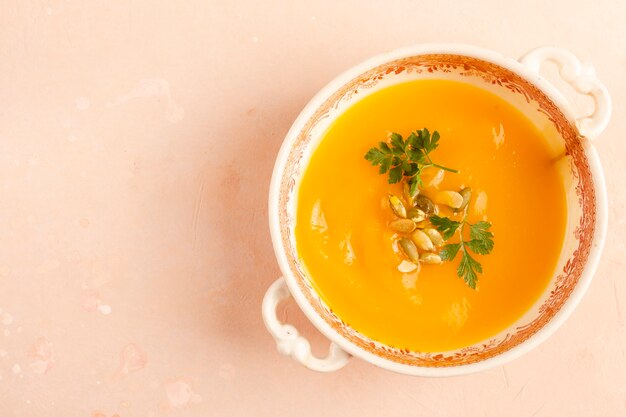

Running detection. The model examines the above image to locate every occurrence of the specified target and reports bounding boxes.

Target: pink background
[0,1,625,416]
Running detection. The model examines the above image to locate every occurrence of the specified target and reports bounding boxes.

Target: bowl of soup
[262,44,611,376]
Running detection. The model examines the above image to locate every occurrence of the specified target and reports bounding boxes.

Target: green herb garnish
[364,128,458,196]
[431,215,494,289]
[364,128,494,290]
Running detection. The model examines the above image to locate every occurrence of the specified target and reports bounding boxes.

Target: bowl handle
[262,277,351,372]
[519,46,612,140]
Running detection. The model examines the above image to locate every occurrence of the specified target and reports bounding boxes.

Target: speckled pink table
[0,1,624,416]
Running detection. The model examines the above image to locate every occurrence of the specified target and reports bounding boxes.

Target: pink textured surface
[0,1,624,416]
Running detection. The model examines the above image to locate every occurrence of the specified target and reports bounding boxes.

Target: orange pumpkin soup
[295,79,566,352]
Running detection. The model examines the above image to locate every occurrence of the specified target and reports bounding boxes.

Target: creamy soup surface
[295,79,567,352]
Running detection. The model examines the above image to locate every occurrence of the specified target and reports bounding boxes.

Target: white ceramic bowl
[262,44,611,376]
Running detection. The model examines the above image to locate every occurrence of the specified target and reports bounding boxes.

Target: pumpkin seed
[406,207,426,223]
[414,220,429,229]
[403,181,419,206]
[411,230,435,252]
[420,252,443,264]
[398,238,419,262]
[388,194,407,218]
[389,218,416,233]
[424,228,445,247]
[455,187,472,214]
[433,190,464,209]
[414,195,437,216]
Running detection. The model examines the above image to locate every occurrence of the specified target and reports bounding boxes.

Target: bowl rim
[267,43,608,376]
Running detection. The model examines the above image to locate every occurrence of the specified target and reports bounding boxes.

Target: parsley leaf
[378,142,391,153]
[388,165,403,183]
[407,176,419,196]
[390,132,405,154]
[365,148,391,169]
[379,157,392,175]
[468,221,494,254]
[422,128,439,154]
[406,147,425,163]
[430,215,462,240]
[457,247,482,289]
[364,129,458,186]
[440,243,461,261]
[433,216,495,289]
